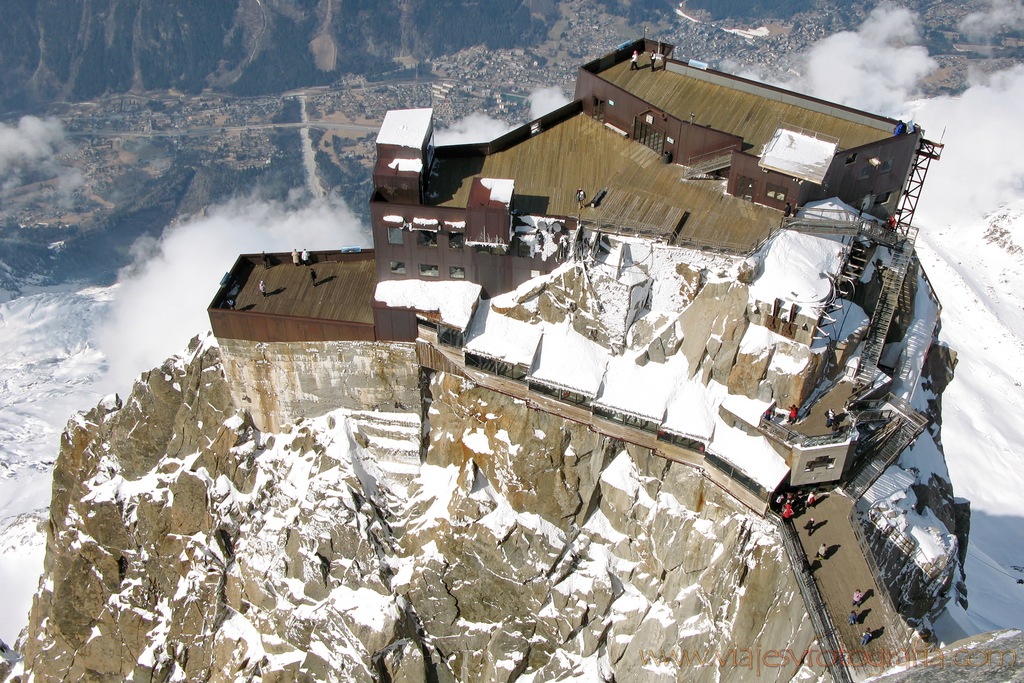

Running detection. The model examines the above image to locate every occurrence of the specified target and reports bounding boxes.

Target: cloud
[0,116,83,200]
[529,86,572,120]
[433,113,514,145]
[961,0,1024,39]
[797,5,936,116]
[95,194,368,391]
[912,66,1024,226]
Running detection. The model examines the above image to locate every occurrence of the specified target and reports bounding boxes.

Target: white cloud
[96,194,368,391]
[912,66,1024,227]
[961,0,1024,39]
[798,5,936,116]
[433,113,514,145]
[528,86,571,120]
[0,116,81,196]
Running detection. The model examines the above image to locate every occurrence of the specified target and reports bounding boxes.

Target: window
[858,166,871,180]
[449,266,466,279]
[448,232,464,249]
[515,237,532,258]
[805,455,836,471]
[387,227,404,245]
[419,263,439,277]
[416,230,437,247]
[475,244,508,255]
[766,183,787,201]
[390,261,406,274]
[634,117,665,155]
[879,159,893,173]
[874,191,892,205]
[845,153,858,165]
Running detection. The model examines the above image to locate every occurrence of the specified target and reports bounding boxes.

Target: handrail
[848,505,906,618]
[771,512,855,683]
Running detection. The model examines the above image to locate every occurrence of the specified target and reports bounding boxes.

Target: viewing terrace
[208,250,378,343]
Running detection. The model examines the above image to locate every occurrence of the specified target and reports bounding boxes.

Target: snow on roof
[444,220,466,229]
[388,158,423,173]
[412,217,439,231]
[593,353,679,421]
[382,215,405,224]
[661,363,724,442]
[759,127,837,185]
[376,108,433,148]
[481,178,514,205]
[530,324,608,397]
[748,230,845,310]
[800,196,872,222]
[464,301,543,367]
[374,280,481,330]
[709,422,790,490]
[721,393,773,427]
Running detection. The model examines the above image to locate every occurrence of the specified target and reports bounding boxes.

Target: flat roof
[597,59,893,152]
[218,252,376,324]
[428,114,780,251]
[377,108,432,149]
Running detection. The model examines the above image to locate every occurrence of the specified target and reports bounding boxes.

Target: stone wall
[218,338,420,433]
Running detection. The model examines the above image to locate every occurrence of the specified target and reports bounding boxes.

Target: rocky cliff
[11,336,824,682]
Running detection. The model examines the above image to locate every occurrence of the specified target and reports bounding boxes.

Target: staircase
[852,227,918,389]
[843,399,930,498]
[681,153,732,178]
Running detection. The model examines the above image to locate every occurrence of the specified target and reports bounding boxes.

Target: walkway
[792,492,918,680]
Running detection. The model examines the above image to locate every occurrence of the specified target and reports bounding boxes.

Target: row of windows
[388,228,465,249]
[390,262,465,279]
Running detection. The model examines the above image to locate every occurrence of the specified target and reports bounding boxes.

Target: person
[225,299,235,310]
[849,611,858,626]
[784,202,793,217]
[259,280,267,298]
[309,268,318,287]
[782,503,794,520]
[816,543,827,561]
[788,405,798,424]
[763,407,774,422]
[630,50,639,70]
[853,589,864,606]
[804,517,815,532]
[262,251,271,269]
[861,630,872,646]
[292,249,300,266]
[807,491,817,508]
[576,189,587,208]
[652,51,662,71]
[301,249,310,266]
[825,409,835,428]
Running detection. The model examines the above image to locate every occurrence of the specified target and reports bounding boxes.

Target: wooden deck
[430,114,780,251]
[599,60,891,153]
[793,492,918,677]
[223,252,376,324]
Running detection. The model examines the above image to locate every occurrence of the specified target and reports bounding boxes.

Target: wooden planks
[601,60,890,152]
[431,115,779,252]
[228,254,377,324]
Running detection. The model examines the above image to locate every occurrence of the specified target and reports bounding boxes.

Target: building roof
[597,59,893,153]
[219,252,377,324]
[377,108,433,149]
[428,114,780,251]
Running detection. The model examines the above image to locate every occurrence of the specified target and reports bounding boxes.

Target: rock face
[218,338,421,432]
[15,338,824,683]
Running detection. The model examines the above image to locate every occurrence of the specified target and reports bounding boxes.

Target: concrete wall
[218,338,421,433]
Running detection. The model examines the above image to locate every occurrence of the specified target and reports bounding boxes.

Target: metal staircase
[852,227,917,389]
[843,397,930,498]
[681,153,733,178]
